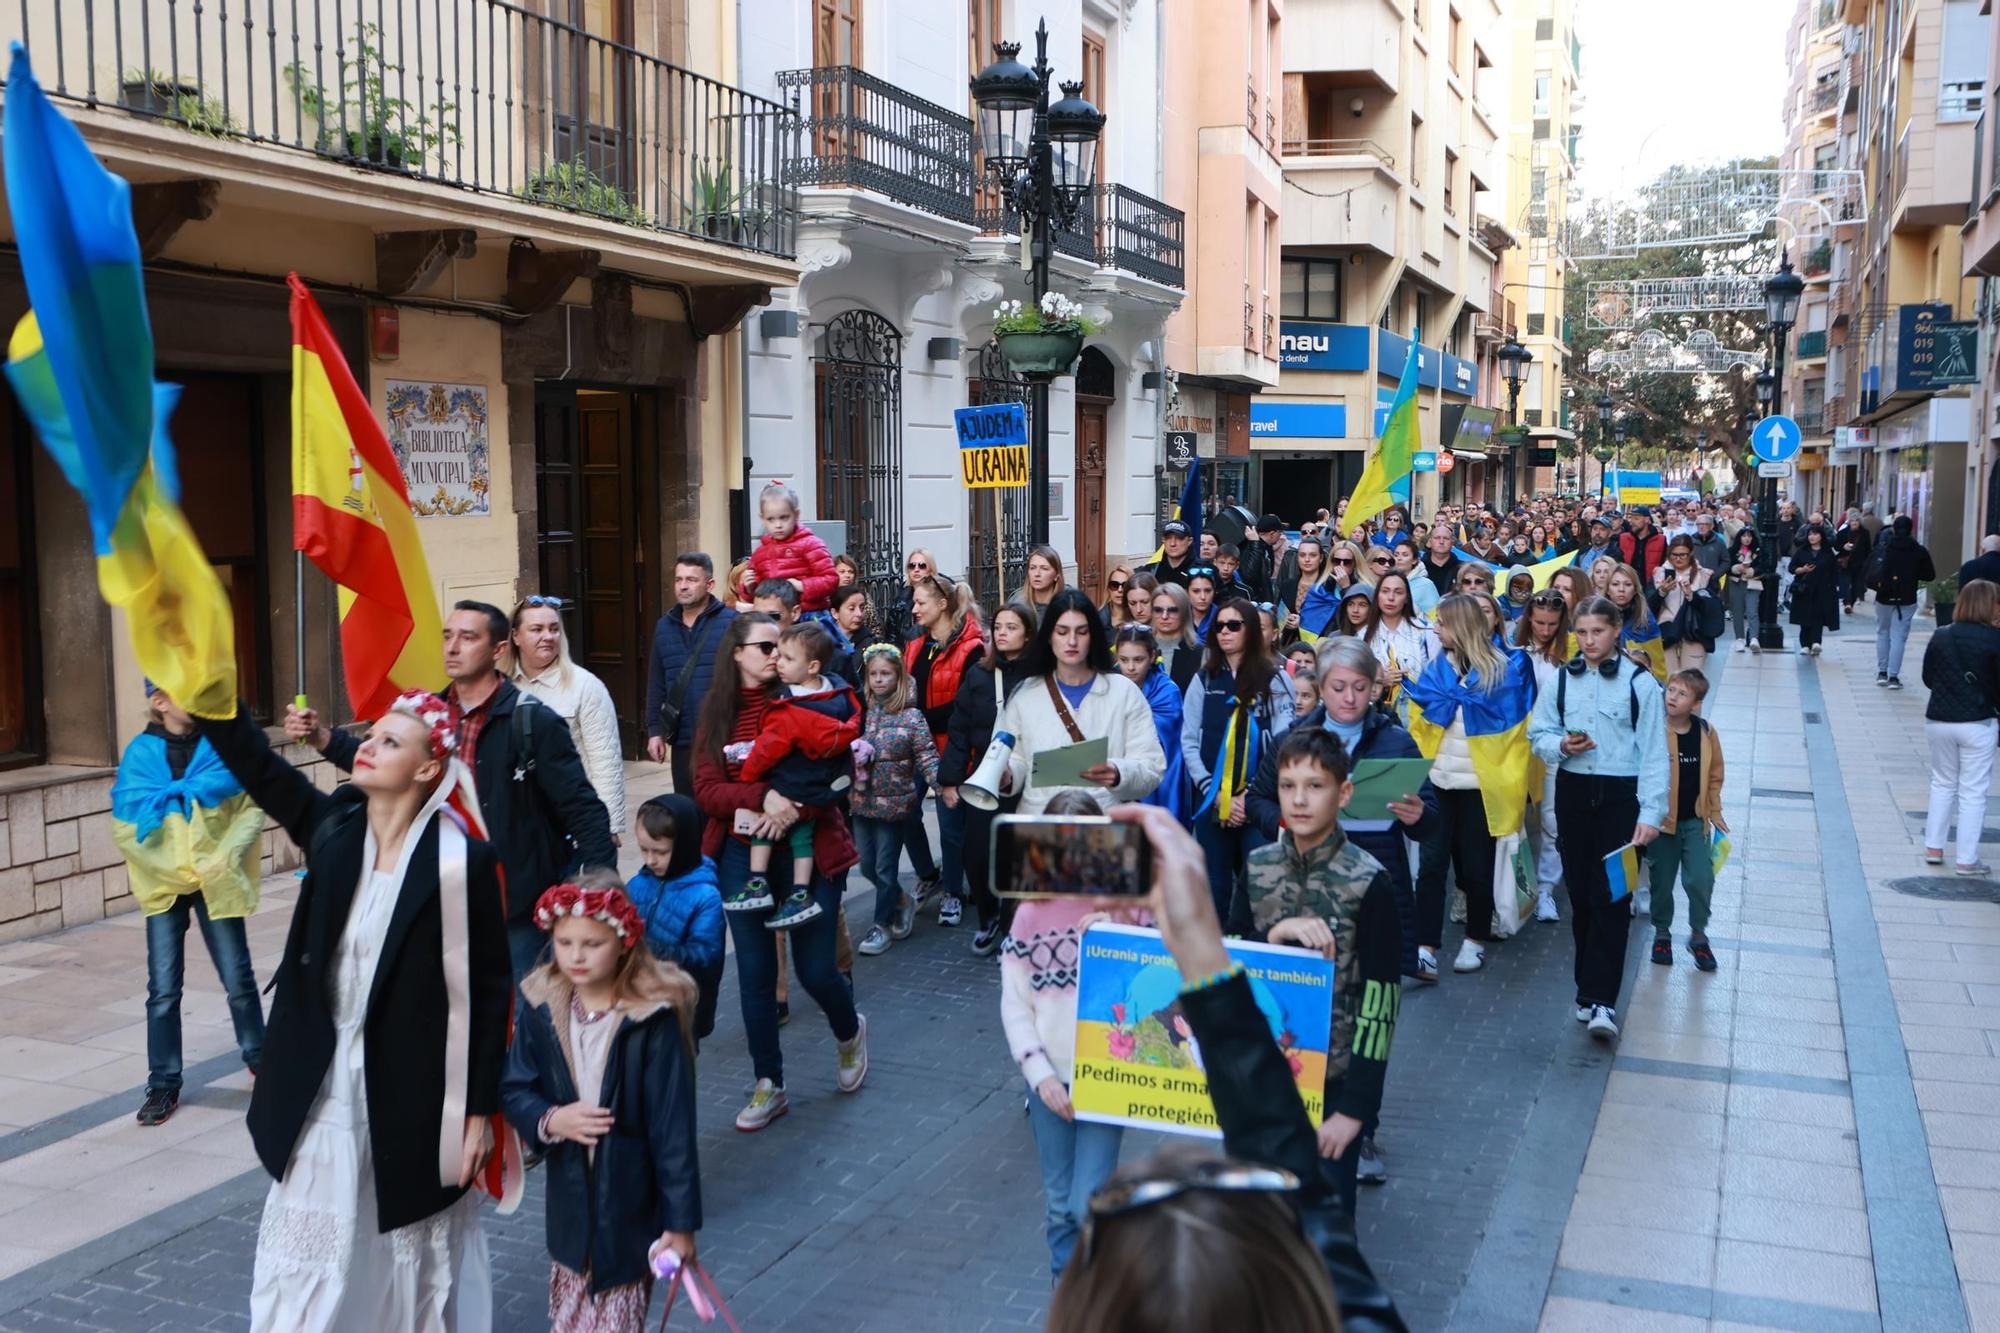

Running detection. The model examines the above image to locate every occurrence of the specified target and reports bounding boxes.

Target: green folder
[1030,735,1110,789]
[1344,757,1435,822]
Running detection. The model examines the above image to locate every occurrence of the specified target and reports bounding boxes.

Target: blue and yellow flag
[1604,843,1642,903]
[1710,825,1733,877]
[1452,546,1579,592]
[1147,453,1203,564]
[2,46,236,718]
[1622,612,1667,683]
[1347,339,1420,530]
[1401,650,1535,836]
[1295,581,1343,643]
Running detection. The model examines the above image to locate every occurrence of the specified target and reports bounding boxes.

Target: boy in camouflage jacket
[1240,726,1404,1218]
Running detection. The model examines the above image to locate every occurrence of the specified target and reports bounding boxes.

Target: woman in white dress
[511,595,626,848]
[198,690,514,1332]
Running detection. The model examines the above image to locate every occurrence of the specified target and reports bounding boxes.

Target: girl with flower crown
[502,871,703,1332]
[194,689,514,1332]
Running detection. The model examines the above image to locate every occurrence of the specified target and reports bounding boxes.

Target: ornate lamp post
[1754,257,1805,650]
[1611,415,1628,506]
[972,22,1105,546]
[1596,390,1613,503]
[1497,334,1532,507]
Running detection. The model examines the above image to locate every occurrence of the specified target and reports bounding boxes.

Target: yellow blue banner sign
[954,402,1030,489]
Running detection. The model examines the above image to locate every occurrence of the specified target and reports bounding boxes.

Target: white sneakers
[1574,1002,1593,1024]
[1453,939,1486,973]
[1415,948,1439,984]
[1586,1005,1619,1041]
[735,1079,789,1132]
[1535,891,1560,923]
[836,1014,869,1092]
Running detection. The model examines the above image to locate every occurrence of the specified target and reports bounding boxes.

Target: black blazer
[501,974,702,1293]
[322,678,614,922]
[198,710,512,1233]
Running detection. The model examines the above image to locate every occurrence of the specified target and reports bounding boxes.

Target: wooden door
[1076,399,1110,601]
[172,374,272,720]
[0,389,41,766]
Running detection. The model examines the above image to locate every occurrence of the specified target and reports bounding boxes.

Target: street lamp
[1596,390,1613,504]
[972,22,1105,547]
[1754,254,1803,651]
[1497,335,1531,507]
[1612,416,1628,506]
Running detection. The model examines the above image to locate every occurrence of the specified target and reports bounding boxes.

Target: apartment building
[1805,0,1986,561]
[737,0,1188,611]
[0,1,799,940]
[1262,0,1507,523]
[1497,0,1581,498]
[1955,0,2000,546]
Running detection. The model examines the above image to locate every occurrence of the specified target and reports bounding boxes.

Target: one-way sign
[1752,415,1802,464]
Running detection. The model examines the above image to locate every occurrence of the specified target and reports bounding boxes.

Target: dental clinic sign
[1278,323,1370,372]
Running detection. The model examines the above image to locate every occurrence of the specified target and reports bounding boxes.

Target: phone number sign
[954,403,1031,489]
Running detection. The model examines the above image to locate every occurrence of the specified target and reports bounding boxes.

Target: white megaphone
[960,731,1016,811]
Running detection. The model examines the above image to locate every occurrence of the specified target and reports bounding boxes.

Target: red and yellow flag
[289,273,445,718]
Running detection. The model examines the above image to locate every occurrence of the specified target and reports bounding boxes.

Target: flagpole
[294,550,307,712]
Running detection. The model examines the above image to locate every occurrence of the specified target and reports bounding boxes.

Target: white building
[737,0,1187,609]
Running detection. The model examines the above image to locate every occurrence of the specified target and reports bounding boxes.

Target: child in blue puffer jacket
[626,794,726,1044]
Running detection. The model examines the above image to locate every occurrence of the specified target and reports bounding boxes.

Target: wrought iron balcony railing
[975,184,1186,288]
[1796,329,1828,359]
[6,0,800,258]
[777,65,973,224]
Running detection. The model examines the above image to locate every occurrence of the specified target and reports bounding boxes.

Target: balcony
[975,185,1186,288]
[778,66,973,224]
[1280,138,1399,256]
[1796,409,1826,434]
[1811,81,1840,116]
[9,1,800,260]
[1796,329,1829,360]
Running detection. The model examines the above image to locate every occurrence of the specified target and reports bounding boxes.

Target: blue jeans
[507,919,547,987]
[145,895,264,1093]
[933,790,967,900]
[1027,1093,1124,1278]
[719,838,860,1085]
[853,815,905,927]
[1877,603,1915,676]
[899,801,938,882]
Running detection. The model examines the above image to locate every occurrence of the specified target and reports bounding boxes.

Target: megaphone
[961,731,1016,811]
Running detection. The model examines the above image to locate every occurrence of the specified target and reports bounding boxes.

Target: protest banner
[1071,923,1334,1138]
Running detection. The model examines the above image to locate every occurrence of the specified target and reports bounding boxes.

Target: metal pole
[1027,26,1054,548]
[294,550,308,712]
[1757,339,1788,650]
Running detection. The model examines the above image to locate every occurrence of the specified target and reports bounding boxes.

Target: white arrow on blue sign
[1751,415,1802,464]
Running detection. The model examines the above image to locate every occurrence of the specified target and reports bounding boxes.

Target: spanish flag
[290,274,446,718]
[1401,649,1535,837]
[1346,338,1421,530]
[2,48,237,719]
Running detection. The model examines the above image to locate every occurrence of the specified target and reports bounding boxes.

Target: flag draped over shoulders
[1,46,237,719]
[291,274,446,718]
[1400,650,1534,836]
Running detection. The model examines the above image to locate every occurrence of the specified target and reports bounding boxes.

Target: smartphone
[992,815,1152,899]
[731,808,759,837]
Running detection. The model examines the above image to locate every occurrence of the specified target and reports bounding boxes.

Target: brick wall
[0,737,340,944]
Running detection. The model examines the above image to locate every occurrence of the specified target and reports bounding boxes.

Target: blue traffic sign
[1752,415,1802,464]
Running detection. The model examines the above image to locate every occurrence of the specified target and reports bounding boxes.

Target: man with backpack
[1866,515,1936,690]
[647,553,740,801]
[287,601,616,980]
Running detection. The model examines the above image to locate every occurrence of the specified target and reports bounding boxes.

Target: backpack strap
[512,691,538,782]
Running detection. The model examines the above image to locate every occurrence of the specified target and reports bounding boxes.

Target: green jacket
[1243,827,1402,1123]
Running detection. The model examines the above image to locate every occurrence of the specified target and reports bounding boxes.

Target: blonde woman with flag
[1401,595,1537,980]
[1528,595,1669,1043]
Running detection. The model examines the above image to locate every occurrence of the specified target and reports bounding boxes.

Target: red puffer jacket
[904,619,986,752]
[750,526,840,610]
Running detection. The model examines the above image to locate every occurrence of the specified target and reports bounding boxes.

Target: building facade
[736,0,1187,611]
[1259,0,1508,526]
[0,1,798,939]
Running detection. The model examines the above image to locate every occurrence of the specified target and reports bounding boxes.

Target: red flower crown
[532,883,643,950]
[388,689,459,760]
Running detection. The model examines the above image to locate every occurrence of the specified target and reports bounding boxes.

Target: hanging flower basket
[996,329,1085,375]
[991,292,1100,376]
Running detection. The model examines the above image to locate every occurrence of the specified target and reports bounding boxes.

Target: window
[1535,17,1554,40]
[1414,293,1430,341]
[1444,147,1458,215]
[1410,113,1424,188]
[1533,118,1551,140]
[1081,30,1107,174]
[970,0,1003,212]
[815,0,861,68]
[1449,9,1463,74]
[1534,73,1551,114]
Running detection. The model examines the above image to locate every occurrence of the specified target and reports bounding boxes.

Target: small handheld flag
[1710,826,1733,877]
[1603,843,1642,904]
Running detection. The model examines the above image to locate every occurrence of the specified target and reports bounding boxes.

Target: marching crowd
[115,475,1989,1333]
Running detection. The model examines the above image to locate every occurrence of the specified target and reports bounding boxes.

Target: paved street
[0,621,1994,1331]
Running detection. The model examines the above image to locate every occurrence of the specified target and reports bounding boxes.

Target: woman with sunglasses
[510,596,625,851]
[1181,598,1296,917]
[1514,591,1574,924]
[882,548,939,647]
[940,602,1040,954]
[903,574,986,927]
[693,614,867,1131]
[1361,544,1397,588]
[1325,541,1365,595]
[1100,564,1138,630]
[1150,584,1204,692]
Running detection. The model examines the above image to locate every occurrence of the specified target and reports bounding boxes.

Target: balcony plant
[121,69,238,138]
[1804,240,1833,277]
[520,158,650,225]
[683,161,773,245]
[285,24,460,170]
[992,292,1101,376]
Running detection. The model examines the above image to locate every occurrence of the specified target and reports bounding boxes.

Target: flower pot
[121,79,198,118]
[1936,600,1955,627]
[996,329,1084,376]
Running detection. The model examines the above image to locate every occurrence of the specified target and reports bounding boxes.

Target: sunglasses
[1332,558,1355,567]
[1080,1162,1300,1266]
[1461,578,1492,589]
[1154,605,1182,617]
[522,594,563,608]
[1214,619,1248,632]
[1369,554,1392,565]
[1108,579,1130,591]
[907,561,929,571]
[742,640,780,656]
[1531,591,1567,608]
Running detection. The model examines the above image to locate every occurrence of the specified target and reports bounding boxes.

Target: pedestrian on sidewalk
[1529,595,1669,1043]
[1649,669,1727,972]
[513,595,626,850]
[644,553,737,806]
[1649,535,1723,674]
[1001,789,1137,1280]
[941,602,1038,954]
[693,614,868,1133]
[1238,727,1405,1221]
[1514,591,1574,924]
[851,645,942,957]
[1835,511,1872,614]
[502,878,702,1333]
[624,794,725,1045]
[1921,578,2000,876]
[1788,524,1840,657]
[904,574,987,927]
[1869,514,1935,689]
[1725,527,1763,653]
[111,682,268,1128]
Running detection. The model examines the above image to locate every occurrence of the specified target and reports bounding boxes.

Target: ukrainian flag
[1604,843,1642,903]
[1401,650,1536,837]
[1623,610,1667,683]
[1347,339,1420,530]
[2,47,236,719]
[1453,547,1579,592]
[1710,826,1733,877]
[1295,581,1343,643]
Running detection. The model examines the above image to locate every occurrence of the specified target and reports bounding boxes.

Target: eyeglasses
[1214,619,1247,632]
[522,595,562,608]
[1369,555,1392,565]
[1080,1161,1300,1266]
[907,562,929,572]
[1332,558,1355,567]
[1461,578,1492,589]
[1153,605,1182,617]
[1531,591,1567,608]
[1108,579,1129,591]
[742,640,780,656]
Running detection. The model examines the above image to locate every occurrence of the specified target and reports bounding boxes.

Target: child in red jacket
[727,621,862,930]
[750,482,840,615]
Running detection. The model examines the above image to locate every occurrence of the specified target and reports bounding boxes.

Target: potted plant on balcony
[121,69,237,138]
[1928,573,1959,626]
[521,158,649,225]
[992,292,1101,376]
[1805,240,1833,277]
[285,24,460,171]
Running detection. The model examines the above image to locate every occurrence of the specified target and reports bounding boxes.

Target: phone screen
[992,815,1152,899]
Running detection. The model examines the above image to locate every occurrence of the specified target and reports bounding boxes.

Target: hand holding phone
[993,815,1152,899]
